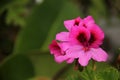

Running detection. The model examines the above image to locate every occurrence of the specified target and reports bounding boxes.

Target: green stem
[92,60,96,71]
[92,60,97,80]
[74,59,84,72]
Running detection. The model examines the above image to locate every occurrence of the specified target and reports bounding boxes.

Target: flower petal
[58,42,71,51]
[69,26,90,45]
[88,24,104,48]
[78,51,92,66]
[66,58,74,63]
[66,45,83,58]
[64,20,75,31]
[91,48,108,62]
[54,55,66,63]
[64,17,81,31]
[56,32,69,41]
[49,40,61,55]
[83,16,95,25]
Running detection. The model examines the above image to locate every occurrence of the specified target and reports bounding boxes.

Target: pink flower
[49,40,74,63]
[69,24,104,48]
[66,26,108,66]
[49,16,108,66]
[64,16,95,31]
[56,16,97,42]
[64,17,82,31]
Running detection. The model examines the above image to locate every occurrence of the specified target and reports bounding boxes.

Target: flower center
[82,47,89,52]
[83,24,87,28]
[77,32,96,48]
[74,19,80,26]
[77,33,87,43]
[88,33,96,45]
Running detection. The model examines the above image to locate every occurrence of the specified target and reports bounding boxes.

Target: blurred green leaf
[13,0,64,54]
[88,0,107,21]
[0,0,14,12]
[0,0,29,26]
[28,76,50,80]
[0,54,34,80]
[0,0,28,13]
[96,67,119,80]
[65,75,81,80]
[29,53,67,77]
[41,1,82,51]
[119,48,120,52]
[80,66,95,80]
[6,0,28,26]
[80,62,119,80]
[118,71,120,80]
[80,62,112,80]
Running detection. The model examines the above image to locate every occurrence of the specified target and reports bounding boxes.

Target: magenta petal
[83,16,95,25]
[69,26,90,45]
[49,40,61,55]
[78,51,92,66]
[64,20,75,31]
[91,48,108,62]
[88,24,104,47]
[54,55,66,63]
[56,32,69,41]
[58,42,71,51]
[64,17,82,31]
[66,45,83,58]
[66,58,74,63]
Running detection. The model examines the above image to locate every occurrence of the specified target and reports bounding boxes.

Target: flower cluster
[49,16,108,66]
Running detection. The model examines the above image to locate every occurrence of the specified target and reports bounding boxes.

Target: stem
[74,59,83,72]
[74,59,79,70]
[92,60,97,80]
[92,60,96,71]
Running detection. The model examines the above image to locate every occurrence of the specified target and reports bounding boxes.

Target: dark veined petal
[69,26,90,46]
[49,40,61,55]
[64,17,82,31]
[88,24,104,48]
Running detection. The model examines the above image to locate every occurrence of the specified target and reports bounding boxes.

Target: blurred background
[0,0,120,80]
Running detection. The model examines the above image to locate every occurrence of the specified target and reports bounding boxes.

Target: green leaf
[6,0,29,26]
[80,62,111,80]
[41,1,82,51]
[13,0,64,54]
[0,0,28,13]
[80,66,95,80]
[0,54,35,80]
[0,0,13,12]
[96,67,119,80]
[0,0,29,26]
[28,77,50,80]
[118,71,120,80]
[28,53,67,77]
[65,75,81,80]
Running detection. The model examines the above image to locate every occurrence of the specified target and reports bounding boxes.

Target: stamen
[82,47,89,52]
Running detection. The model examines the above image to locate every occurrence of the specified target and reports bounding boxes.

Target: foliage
[0,54,34,80]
